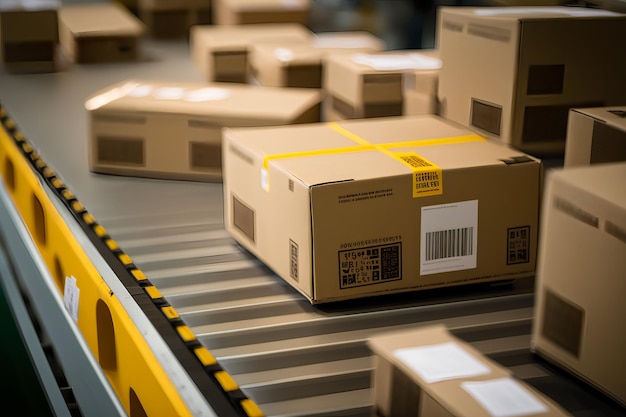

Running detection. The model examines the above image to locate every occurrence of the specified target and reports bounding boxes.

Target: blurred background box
[85,80,322,182]
[369,324,572,417]
[58,2,146,63]
[137,0,211,39]
[324,50,441,120]
[532,162,626,408]
[250,31,386,88]
[212,0,311,25]
[190,23,313,83]
[0,0,59,73]
[564,106,626,167]
[437,6,626,157]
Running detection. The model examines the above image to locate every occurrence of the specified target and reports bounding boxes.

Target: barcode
[289,239,298,282]
[425,227,473,261]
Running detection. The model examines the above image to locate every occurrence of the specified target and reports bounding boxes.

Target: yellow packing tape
[261,122,486,197]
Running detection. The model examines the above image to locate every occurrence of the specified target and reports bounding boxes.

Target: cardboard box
[250,41,324,88]
[531,162,626,407]
[137,0,211,39]
[213,0,310,25]
[564,106,626,167]
[323,50,442,121]
[437,6,626,156]
[222,115,541,303]
[249,31,386,88]
[58,2,146,64]
[85,80,322,182]
[369,324,572,417]
[0,0,59,73]
[403,50,441,116]
[190,23,313,83]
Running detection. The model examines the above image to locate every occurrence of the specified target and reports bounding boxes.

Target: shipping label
[421,200,478,275]
[339,242,402,289]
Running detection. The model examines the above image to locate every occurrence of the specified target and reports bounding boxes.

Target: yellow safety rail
[0,104,264,417]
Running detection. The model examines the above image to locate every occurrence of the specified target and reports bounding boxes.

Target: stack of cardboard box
[5,0,626,414]
[434,6,626,410]
[249,31,387,89]
[63,4,625,411]
[212,5,626,412]
[190,23,314,83]
[323,50,441,121]
[436,6,626,156]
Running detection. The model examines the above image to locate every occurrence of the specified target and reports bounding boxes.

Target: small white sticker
[261,168,269,191]
[351,53,442,71]
[461,377,549,417]
[394,341,491,384]
[281,0,300,8]
[63,276,80,323]
[153,87,186,100]
[127,84,154,98]
[274,48,295,62]
[420,200,478,275]
[185,87,231,102]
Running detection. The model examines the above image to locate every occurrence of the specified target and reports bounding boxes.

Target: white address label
[420,200,478,275]
[63,275,80,323]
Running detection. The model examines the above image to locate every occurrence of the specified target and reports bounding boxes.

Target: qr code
[338,243,402,289]
[507,226,530,265]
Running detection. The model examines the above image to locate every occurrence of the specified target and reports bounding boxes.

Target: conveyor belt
[1,39,625,417]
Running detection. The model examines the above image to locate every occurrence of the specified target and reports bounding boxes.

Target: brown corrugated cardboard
[0,0,59,73]
[324,50,442,121]
[85,80,322,182]
[369,324,572,417]
[212,0,310,25]
[531,162,626,407]
[403,50,441,116]
[137,0,211,39]
[222,115,541,304]
[249,31,386,88]
[564,106,626,167]
[190,23,313,83]
[58,2,146,64]
[437,6,626,156]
